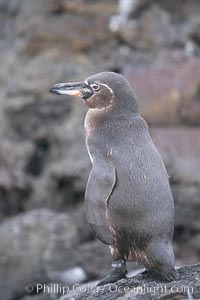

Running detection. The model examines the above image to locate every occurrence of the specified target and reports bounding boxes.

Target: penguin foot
[141,269,147,275]
[97,260,127,286]
[97,273,127,286]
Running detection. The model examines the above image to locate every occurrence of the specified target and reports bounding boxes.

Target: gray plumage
[50,71,177,282]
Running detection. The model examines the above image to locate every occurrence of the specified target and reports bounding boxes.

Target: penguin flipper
[89,223,113,245]
[85,159,116,245]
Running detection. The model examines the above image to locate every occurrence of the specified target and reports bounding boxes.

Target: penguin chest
[85,126,109,165]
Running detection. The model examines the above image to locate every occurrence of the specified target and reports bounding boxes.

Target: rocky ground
[60,264,200,300]
[0,0,199,300]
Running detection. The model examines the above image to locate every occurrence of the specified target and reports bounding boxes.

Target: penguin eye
[91,83,100,91]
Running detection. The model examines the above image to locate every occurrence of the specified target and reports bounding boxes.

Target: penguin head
[50,72,138,113]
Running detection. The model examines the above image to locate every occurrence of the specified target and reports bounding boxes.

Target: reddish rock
[0,168,31,218]
[112,0,200,51]
[125,54,200,125]
[0,209,81,300]
[117,5,183,49]
[189,234,200,260]
[173,185,200,231]
[151,127,200,184]
[149,127,200,264]
[16,0,116,55]
[0,1,200,298]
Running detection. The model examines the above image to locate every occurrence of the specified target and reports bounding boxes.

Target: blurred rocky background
[0,0,199,299]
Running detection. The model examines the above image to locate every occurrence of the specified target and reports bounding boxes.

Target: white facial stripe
[99,83,114,95]
[84,80,89,85]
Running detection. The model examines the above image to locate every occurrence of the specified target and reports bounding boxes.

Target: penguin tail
[145,241,178,282]
[159,267,179,282]
[143,266,178,282]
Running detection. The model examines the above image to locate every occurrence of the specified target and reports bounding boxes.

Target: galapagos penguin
[50,72,177,285]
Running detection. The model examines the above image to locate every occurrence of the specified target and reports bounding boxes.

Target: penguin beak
[49,81,93,99]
